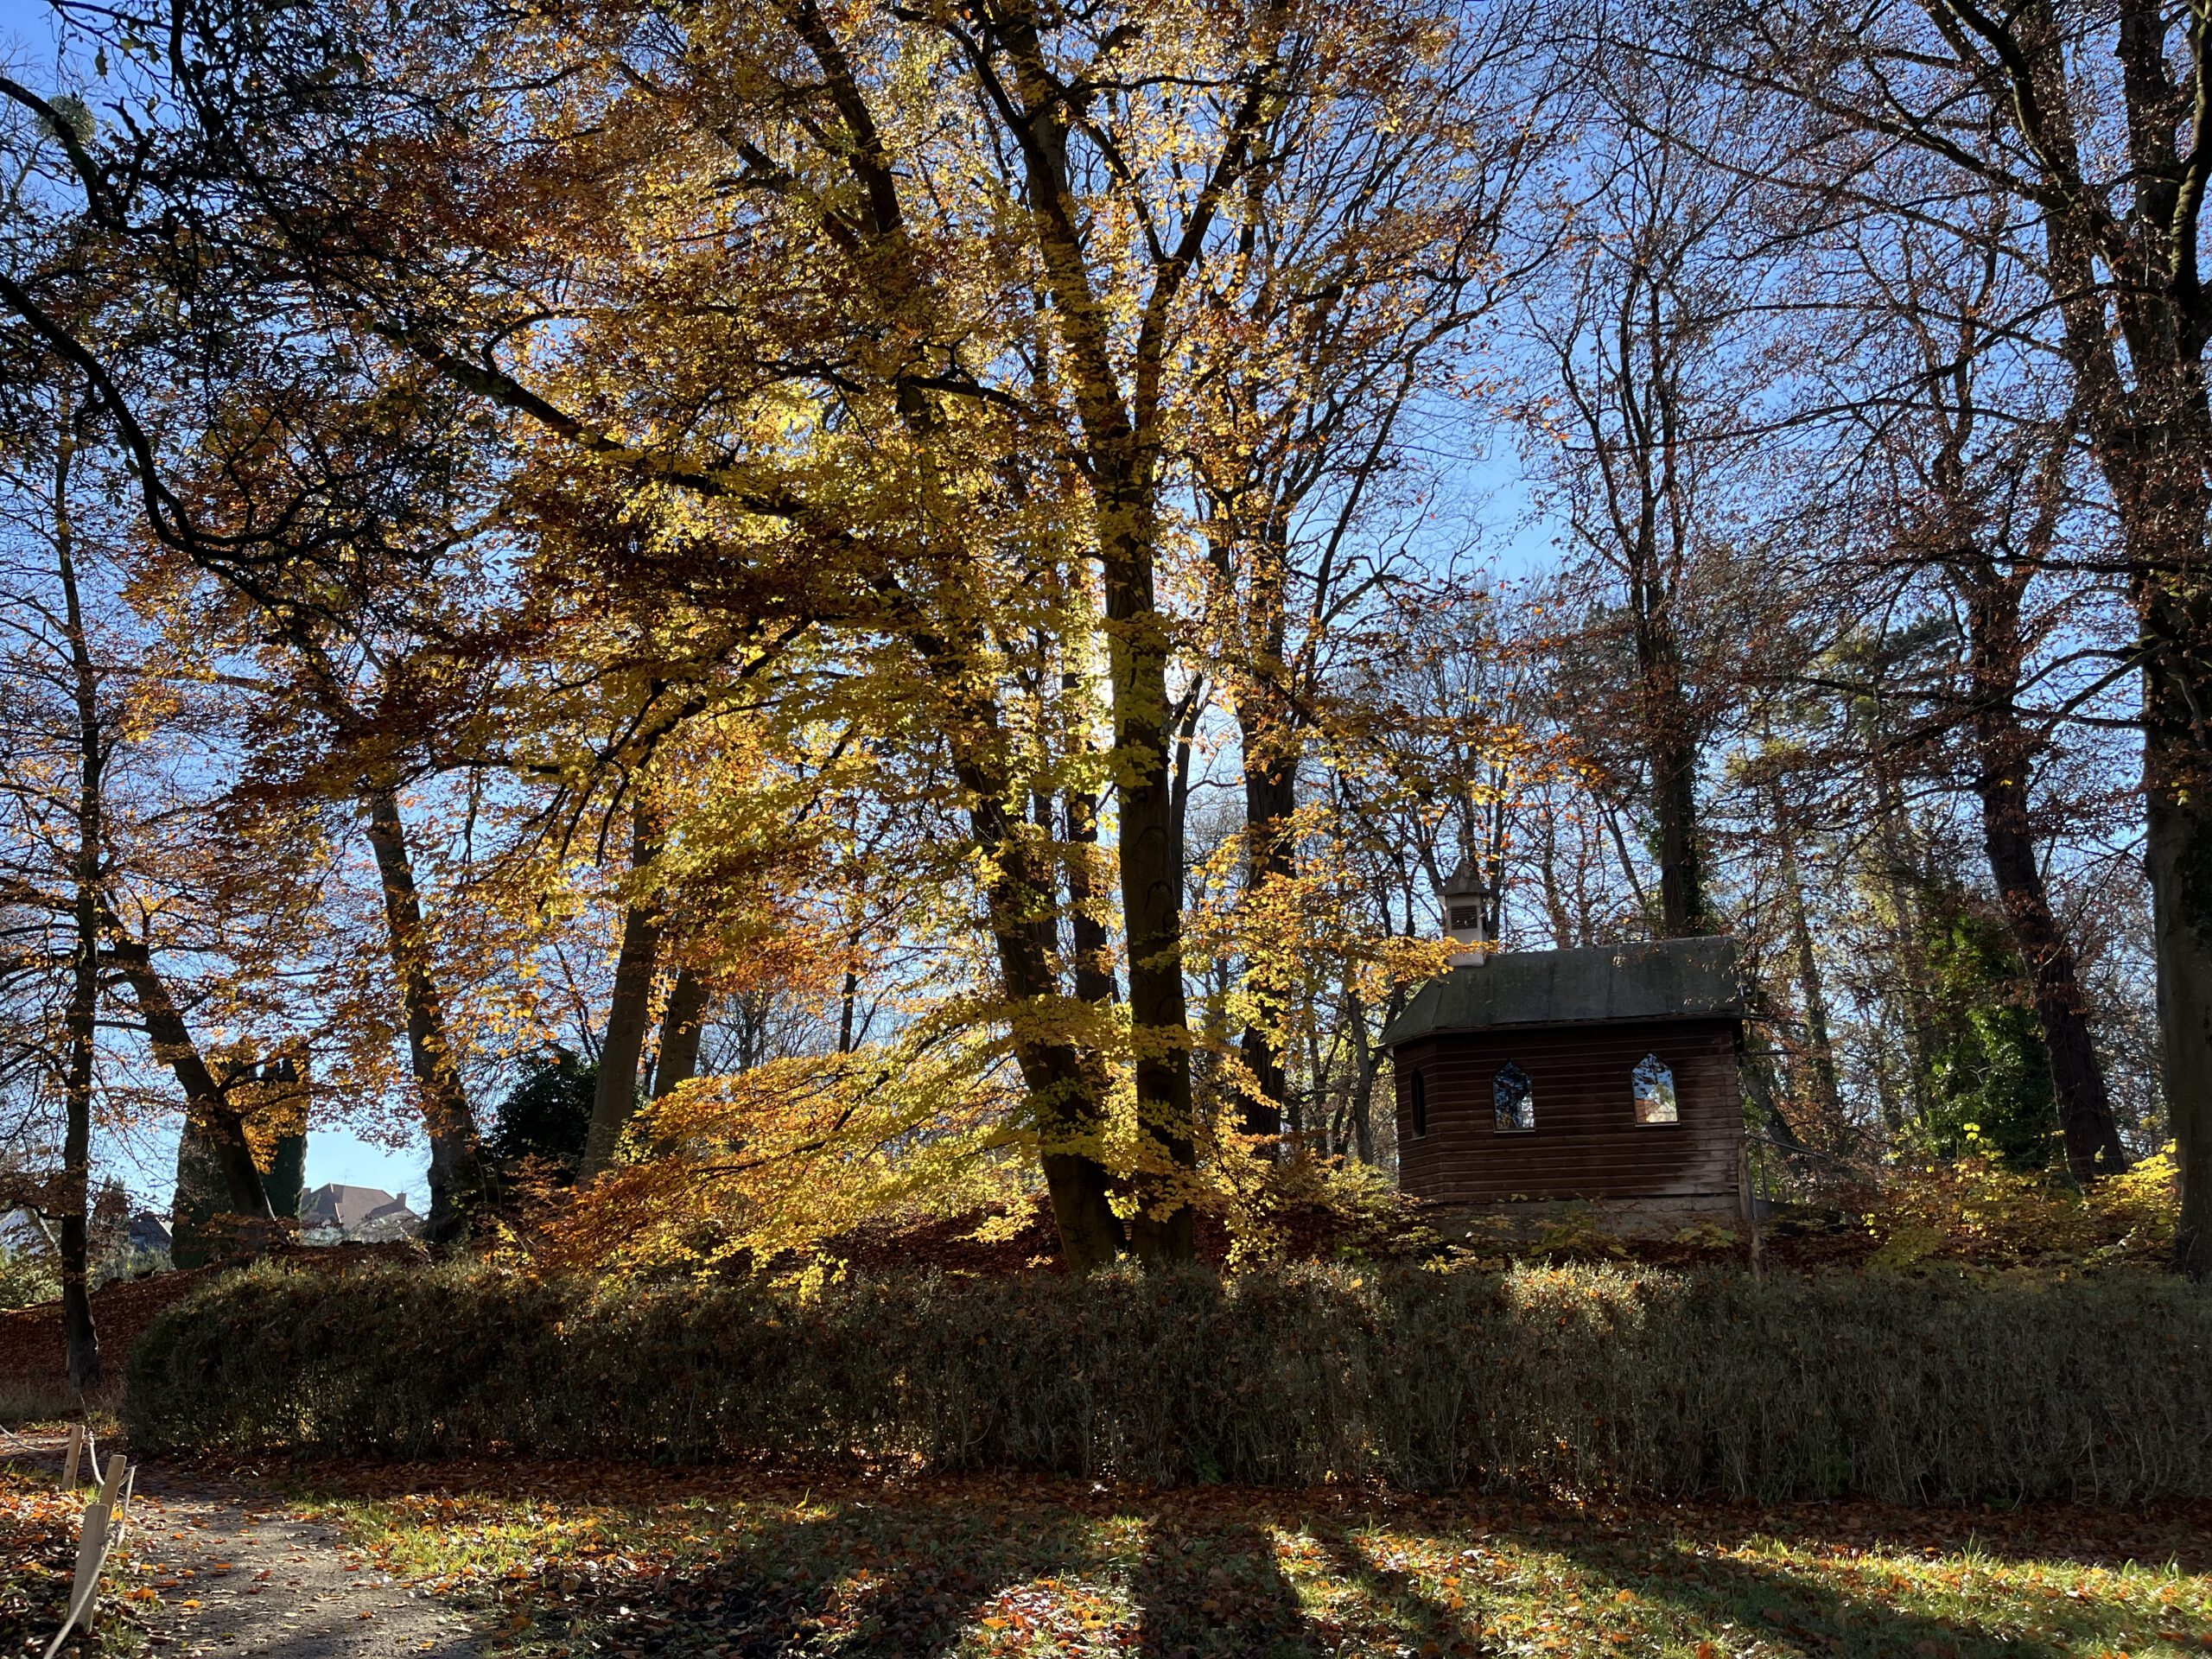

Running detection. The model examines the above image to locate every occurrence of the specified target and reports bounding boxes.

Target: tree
[1802,183,2131,1178]
[489,1050,595,1181]
[1183,1,1547,1135]
[44,0,1543,1263]
[1679,0,2212,1267]
[1515,60,1784,939]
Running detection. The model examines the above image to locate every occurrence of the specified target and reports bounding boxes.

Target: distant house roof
[126,1211,172,1252]
[1380,937,1745,1046]
[301,1184,416,1230]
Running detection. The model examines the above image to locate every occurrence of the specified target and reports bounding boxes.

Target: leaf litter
[257,1455,2212,1658]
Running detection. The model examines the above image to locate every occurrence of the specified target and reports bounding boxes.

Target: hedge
[124,1260,2212,1503]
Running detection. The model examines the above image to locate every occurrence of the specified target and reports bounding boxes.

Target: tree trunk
[876,602,1123,1268]
[995,9,1233,1258]
[582,809,664,1178]
[974,780,1122,1270]
[362,781,488,1242]
[1632,597,1707,937]
[2032,166,2212,1264]
[652,967,709,1097]
[2122,570,2212,1275]
[1771,793,1846,1143]
[1103,536,1200,1261]
[54,413,99,1392]
[2149,721,2212,1276]
[1961,573,2128,1179]
[1347,983,1394,1166]
[56,734,99,1388]
[1064,780,1119,1007]
[1236,709,1297,1139]
[105,932,274,1263]
[2099,412,2212,1269]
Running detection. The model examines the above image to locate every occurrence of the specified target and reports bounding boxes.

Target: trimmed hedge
[124,1260,2212,1503]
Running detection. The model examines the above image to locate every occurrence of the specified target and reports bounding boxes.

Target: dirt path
[8,1433,479,1658]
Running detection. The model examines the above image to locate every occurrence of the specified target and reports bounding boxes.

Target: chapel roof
[1379,936,1745,1046]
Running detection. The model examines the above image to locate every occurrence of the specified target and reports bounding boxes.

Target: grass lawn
[291,1459,2212,1659]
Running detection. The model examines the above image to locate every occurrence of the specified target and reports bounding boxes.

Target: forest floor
[9,1440,2212,1657]
[270,1456,2212,1659]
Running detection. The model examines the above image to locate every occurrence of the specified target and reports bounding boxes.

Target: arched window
[1493,1062,1534,1132]
[1408,1069,1427,1138]
[1633,1053,1679,1124]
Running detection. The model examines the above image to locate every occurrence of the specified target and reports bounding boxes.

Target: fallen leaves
[286,1460,2212,1658]
[0,1463,145,1653]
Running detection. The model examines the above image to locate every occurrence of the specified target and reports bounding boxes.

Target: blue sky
[100,1116,431,1214]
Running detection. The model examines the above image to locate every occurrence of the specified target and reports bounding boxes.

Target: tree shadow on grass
[1712,1499,2212,1576]
[1123,1512,1325,1659]
[499,1494,1123,1658]
[1525,1521,2083,1659]
[371,1471,1359,1659]
[1303,1520,1484,1658]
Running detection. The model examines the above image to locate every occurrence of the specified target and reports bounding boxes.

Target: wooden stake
[59,1424,82,1491]
[45,1457,130,1659]
[64,1456,125,1629]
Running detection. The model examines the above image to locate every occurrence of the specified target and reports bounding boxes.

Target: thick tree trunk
[1103,536,1199,1262]
[56,1209,97,1395]
[652,967,709,1098]
[880,607,1122,1268]
[2035,186,2212,1263]
[582,810,664,1178]
[995,10,1238,1259]
[997,794,1124,1270]
[2147,658,2212,1276]
[2105,415,2212,1272]
[1236,715,1297,1139]
[362,782,488,1242]
[1632,598,1707,938]
[963,774,1122,1268]
[53,419,99,1392]
[1962,576,2127,1179]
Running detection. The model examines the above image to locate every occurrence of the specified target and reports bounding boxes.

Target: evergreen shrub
[124,1261,2212,1503]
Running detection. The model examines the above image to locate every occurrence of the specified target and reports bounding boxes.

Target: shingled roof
[1379,936,1745,1046]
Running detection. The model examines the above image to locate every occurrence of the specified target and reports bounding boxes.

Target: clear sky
[0,1,65,73]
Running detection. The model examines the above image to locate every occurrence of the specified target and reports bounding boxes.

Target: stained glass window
[1493,1062,1534,1132]
[1633,1053,1679,1124]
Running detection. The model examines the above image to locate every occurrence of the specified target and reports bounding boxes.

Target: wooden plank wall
[1393,1019,1743,1205]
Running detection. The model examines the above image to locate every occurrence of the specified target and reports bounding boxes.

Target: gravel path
[10,1433,480,1658]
